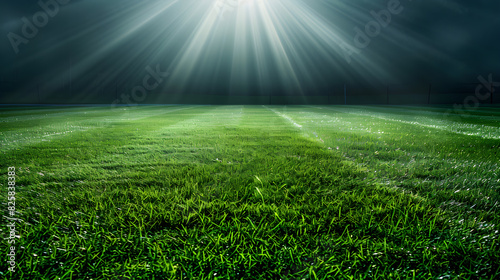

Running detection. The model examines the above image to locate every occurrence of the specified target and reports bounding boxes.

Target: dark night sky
[1,0,499,99]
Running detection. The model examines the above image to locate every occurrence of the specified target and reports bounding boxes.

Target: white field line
[1,106,198,152]
[0,107,112,123]
[293,107,430,201]
[0,105,181,123]
[397,105,500,115]
[281,107,500,204]
[264,106,302,128]
[311,106,500,140]
[349,105,500,123]
[265,106,331,146]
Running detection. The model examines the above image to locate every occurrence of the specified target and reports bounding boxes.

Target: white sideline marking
[264,106,302,128]
[311,106,500,140]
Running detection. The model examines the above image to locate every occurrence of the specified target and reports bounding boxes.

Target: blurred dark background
[0,0,499,105]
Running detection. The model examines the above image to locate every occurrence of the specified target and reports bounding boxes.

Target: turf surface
[1,105,499,279]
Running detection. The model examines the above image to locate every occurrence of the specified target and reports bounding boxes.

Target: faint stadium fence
[0,79,497,105]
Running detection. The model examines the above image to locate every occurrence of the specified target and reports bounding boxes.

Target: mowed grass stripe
[0,106,197,153]
[0,106,208,169]
[341,105,500,136]
[0,106,116,123]
[367,105,500,117]
[0,106,99,117]
[348,105,500,128]
[0,105,182,129]
[280,105,499,219]
[316,106,500,139]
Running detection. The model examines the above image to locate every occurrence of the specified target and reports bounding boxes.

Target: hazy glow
[165,0,366,96]
[7,0,465,99]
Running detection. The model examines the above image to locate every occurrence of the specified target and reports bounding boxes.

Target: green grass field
[1,105,499,279]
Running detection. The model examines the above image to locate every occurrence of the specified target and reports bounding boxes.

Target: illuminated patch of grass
[1,105,499,279]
